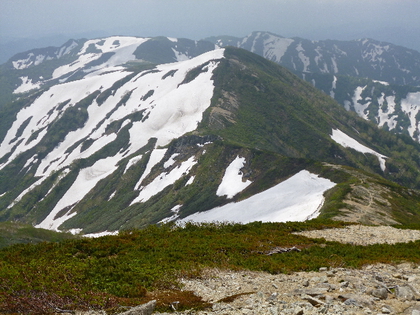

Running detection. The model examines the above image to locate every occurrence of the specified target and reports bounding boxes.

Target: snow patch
[124,155,143,174]
[296,43,310,72]
[351,86,370,120]
[330,76,337,98]
[373,80,389,86]
[13,76,42,94]
[216,156,252,199]
[131,156,196,204]
[401,92,420,138]
[83,231,119,238]
[53,37,150,79]
[172,48,189,62]
[186,175,195,186]
[36,156,119,231]
[159,205,182,224]
[377,95,398,130]
[180,170,335,224]
[262,35,294,63]
[164,153,179,168]
[12,53,34,69]
[134,149,167,190]
[331,129,387,171]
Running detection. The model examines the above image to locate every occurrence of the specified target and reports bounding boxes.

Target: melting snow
[53,37,150,79]
[164,153,179,168]
[159,205,182,224]
[296,43,310,72]
[262,35,294,63]
[330,129,387,171]
[134,149,168,190]
[13,76,42,94]
[216,156,252,199]
[3,46,225,231]
[352,86,370,119]
[131,156,196,204]
[36,155,120,231]
[83,231,119,238]
[401,92,420,138]
[377,94,398,130]
[179,170,335,224]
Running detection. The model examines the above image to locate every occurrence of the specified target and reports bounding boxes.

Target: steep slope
[1,44,420,234]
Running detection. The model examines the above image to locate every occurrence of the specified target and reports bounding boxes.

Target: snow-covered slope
[180,170,335,224]
[301,72,420,143]
[0,47,225,231]
[2,41,420,234]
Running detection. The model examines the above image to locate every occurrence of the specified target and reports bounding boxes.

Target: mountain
[205,31,420,86]
[1,36,420,235]
[206,31,420,143]
[0,36,216,109]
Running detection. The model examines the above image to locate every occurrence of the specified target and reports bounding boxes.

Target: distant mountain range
[206,31,420,142]
[1,34,420,235]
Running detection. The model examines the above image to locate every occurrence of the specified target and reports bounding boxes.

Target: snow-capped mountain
[206,31,420,86]
[0,36,216,108]
[1,36,420,234]
[300,72,420,142]
[206,31,420,143]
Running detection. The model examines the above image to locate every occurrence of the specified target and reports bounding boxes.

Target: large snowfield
[2,43,226,231]
[179,170,336,224]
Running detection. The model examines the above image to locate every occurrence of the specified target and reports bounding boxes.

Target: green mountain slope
[1,46,420,234]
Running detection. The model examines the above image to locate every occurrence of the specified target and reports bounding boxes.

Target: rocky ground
[68,225,420,315]
[156,225,420,315]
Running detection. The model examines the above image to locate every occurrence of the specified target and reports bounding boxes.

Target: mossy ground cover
[1,220,419,314]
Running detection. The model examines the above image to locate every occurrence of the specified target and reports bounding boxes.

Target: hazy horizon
[1,0,420,62]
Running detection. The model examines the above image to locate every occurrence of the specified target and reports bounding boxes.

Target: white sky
[1,0,420,51]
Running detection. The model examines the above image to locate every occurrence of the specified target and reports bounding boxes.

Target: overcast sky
[1,0,420,50]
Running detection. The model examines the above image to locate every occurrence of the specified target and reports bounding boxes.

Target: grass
[0,220,419,314]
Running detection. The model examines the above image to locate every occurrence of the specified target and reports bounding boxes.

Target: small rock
[371,287,388,300]
[302,279,309,287]
[304,287,329,296]
[381,305,393,314]
[302,294,325,306]
[319,267,328,272]
[343,298,359,306]
[118,300,156,315]
[393,273,402,279]
[267,292,278,301]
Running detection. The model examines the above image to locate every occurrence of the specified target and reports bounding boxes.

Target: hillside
[1,38,420,235]
[206,32,420,144]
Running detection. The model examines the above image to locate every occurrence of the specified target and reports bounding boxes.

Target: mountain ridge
[1,37,420,234]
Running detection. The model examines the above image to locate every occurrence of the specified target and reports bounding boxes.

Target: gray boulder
[118,300,156,315]
[395,285,416,301]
